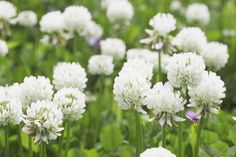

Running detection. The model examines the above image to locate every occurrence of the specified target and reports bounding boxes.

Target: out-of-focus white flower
[101,0,126,9]
[140,147,176,157]
[167,52,206,88]
[0,1,16,21]
[81,21,103,40]
[100,38,126,60]
[149,13,176,36]
[16,11,37,27]
[22,100,63,144]
[5,83,23,103]
[172,27,207,54]
[106,0,134,25]
[40,11,65,34]
[222,29,236,37]
[88,55,114,75]
[85,91,97,102]
[21,76,53,110]
[201,42,229,71]
[188,72,225,115]
[113,59,152,113]
[53,62,87,91]
[0,86,22,126]
[233,116,236,121]
[170,0,182,12]
[0,40,8,57]
[185,3,210,25]
[63,5,92,34]
[53,88,86,121]
[146,82,185,127]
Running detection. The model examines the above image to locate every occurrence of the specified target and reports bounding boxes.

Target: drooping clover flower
[146,82,185,127]
[53,62,87,91]
[201,42,229,71]
[113,59,153,113]
[100,38,126,60]
[21,76,53,110]
[88,55,114,75]
[0,86,23,126]
[140,147,176,157]
[106,0,134,25]
[53,88,86,121]
[188,72,226,115]
[15,10,37,27]
[185,3,210,25]
[172,27,207,54]
[186,111,201,123]
[22,100,63,144]
[0,40,8,57]
[166,52,206,88]
[63,5,92,34]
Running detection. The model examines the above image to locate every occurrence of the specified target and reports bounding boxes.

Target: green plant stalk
[5,126,9,157]
[28,136,33,157]
[133,110,144,157]
[17,125,24,157]
[65,121,70,157]
[162,124,166,148]
[177,111,184,157]
[43,142,47,157]
[194,112,205,157]
[58,121,65,157]
[39,142,42,157]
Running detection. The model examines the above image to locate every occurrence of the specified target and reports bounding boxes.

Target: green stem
[65,121,70,157]
[43,142,47,157]
[162,125,166,148]
[133,110,144,157]
[39,142,42,157]
[28,136,32,157]
[5,126,9,157]
[177,111,184,157]
[194,113,205,157]
[17,126,24,157]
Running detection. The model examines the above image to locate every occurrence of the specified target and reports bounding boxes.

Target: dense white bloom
[149,13,176,36]
[140,147,176,157]
[16,11,37,27]
[167,52,206,88]
[6,83,23,103]
[21,76,53,110]
[40,11,65,34]
[0,1,16,21]
[188,72,226,114]
[100,38,126,60]
[0,40,8,57]
[106,0,134,24]
[81,21,103,39]
[63,5,92,33]
[0,87,22,126]
[186,3,210,25]
[53,88,86,121]
[172,27,207,54]
[53,62,87,91]
[201,42,229,71]
[22,100,63,144]
[146,82,185,127]
[88,55,114,75]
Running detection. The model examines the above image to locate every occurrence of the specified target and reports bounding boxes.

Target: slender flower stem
[194,112,205,157]
[43,142,47,157]
[65,121,70,157]
[17,125,24,157]
[162,124,166,148]
[5,126,9,157]
[28,136,33,157]
[39,142,42,157]
[177,111,183,157]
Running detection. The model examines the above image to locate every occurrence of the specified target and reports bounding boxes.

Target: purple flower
[186,111,201,123]
[87,38,100,47]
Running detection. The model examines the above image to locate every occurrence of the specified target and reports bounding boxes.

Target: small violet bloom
[186,111,201,123]
[87,38,100,47]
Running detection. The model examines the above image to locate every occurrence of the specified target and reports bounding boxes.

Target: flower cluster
[15,10,37,27]
[140,147,176,157]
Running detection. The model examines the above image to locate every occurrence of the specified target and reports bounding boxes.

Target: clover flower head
[140,147,176,157]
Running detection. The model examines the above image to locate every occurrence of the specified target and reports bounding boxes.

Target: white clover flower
[146,82,185,127]
[80,21,103,40]
[53,88,86,121]
[63,5,92,34]
[149,13,176,36]
[22,100,63,144]
[100,38,126,60]
[0,87,22,126]
[167,52,206,88]
[88,55,114,75]
[53,62,87,91]
[188,72,226,114]
[0,1,16,21]
[201,42,229,71]
[233,116,236,121]
[16,11,37,27]
[5,83,23,103]
[140,147,176,157]
[21,76,53,110]
[170,0,182,12]
[120,58,153,81]
[0,40,8,57]
[40,11,65,34]
[186,3,210,25]
[172,27,207,54]
[106,0,134,25]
